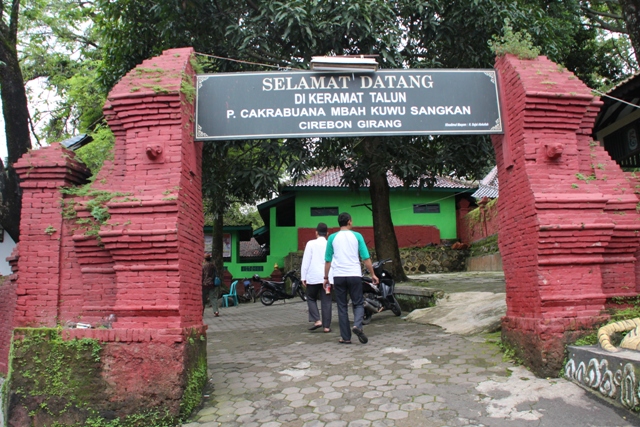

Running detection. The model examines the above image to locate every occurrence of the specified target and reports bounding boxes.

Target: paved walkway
[183,276,636,427]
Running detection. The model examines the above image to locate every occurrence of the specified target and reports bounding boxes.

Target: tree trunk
[363,138,409,282]
[620,0,640,64]
[0,165,22,242]
[211,205,225,276]
[0,0,33,241]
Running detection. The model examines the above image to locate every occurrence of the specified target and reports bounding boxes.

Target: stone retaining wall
[284,246,469,277]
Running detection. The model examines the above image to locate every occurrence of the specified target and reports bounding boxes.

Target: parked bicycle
[239,278,257,303]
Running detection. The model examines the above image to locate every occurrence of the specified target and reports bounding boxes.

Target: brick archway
[2,48,639,422]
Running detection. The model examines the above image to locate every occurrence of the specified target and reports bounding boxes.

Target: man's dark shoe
[352,326,368,344]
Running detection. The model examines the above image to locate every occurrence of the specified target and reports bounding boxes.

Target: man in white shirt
[301,223,332,333]
[324,212,378,344]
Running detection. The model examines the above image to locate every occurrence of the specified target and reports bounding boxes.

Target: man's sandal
[338,339,351,344]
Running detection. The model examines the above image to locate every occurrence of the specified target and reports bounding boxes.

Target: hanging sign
[195,69,502,140]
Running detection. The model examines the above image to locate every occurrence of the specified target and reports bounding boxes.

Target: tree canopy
[2,0,639,268]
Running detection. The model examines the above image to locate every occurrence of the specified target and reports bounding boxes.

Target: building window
[241,266,264,272]
[413,203,440,214]
[276,197,295,226]
[311,207,339,216]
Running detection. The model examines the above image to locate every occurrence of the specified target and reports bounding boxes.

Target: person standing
[324,212,378,344]
[301,223,332,333]
[202,253,220,317]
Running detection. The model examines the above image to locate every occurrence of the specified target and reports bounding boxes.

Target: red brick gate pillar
[493,54,640,376]
[5,48,207,423]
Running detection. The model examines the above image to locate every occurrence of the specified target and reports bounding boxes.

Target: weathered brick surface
[493,55,640,376]
[458,198,499,244]
[0,251,17,373]
[0,47,205,423]
[11,144,91,328]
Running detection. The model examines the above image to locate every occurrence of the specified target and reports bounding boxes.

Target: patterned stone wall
[565,345,640,411]
[284,247,468,278]
[399,248,468,274]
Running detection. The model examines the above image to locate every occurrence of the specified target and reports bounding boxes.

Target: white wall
[0,230,15,276]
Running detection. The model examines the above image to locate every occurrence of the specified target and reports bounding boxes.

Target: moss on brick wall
[469,234,499,257]
[5,328,207,427]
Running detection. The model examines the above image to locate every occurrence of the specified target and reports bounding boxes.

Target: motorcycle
[362,259,402,324]
[254,271,307,306]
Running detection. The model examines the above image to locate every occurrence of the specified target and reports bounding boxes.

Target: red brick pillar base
[493,55,640,377]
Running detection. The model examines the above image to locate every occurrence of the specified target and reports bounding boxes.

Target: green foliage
[571,295,640,347]
[208,202,264,230]
[180,74,195,104]
[469,234,499,257]
[8,328,103,421]
[75,125,115,177]
[179,332,208,419]
[489,19,540,59]
[575,173,596,183]
[573,334,599,346]
[61,410,176,427]
[60,184,131,239]
[20,1,106,144]
[497,339,524,365]
[7,328,207,427]
[201,138,310,225]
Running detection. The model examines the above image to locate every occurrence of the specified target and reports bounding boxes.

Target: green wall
[293,189,458,238]
[221,188,462,279]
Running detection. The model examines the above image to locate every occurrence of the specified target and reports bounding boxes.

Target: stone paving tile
[185,298,638,427]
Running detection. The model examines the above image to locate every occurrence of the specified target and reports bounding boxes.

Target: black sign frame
[195,69,502,140]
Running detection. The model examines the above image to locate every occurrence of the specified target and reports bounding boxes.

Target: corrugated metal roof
[471,184,499,199]
[289,168,477,190]
[472,166,499,199]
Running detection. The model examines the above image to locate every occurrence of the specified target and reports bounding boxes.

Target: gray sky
[0,79,56,162]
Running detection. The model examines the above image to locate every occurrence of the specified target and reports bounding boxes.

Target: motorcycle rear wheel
[363,311,372,325]
[261,290,275,306]
[391,297,402,316]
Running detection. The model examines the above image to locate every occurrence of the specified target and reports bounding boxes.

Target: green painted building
[219,168,476,279]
